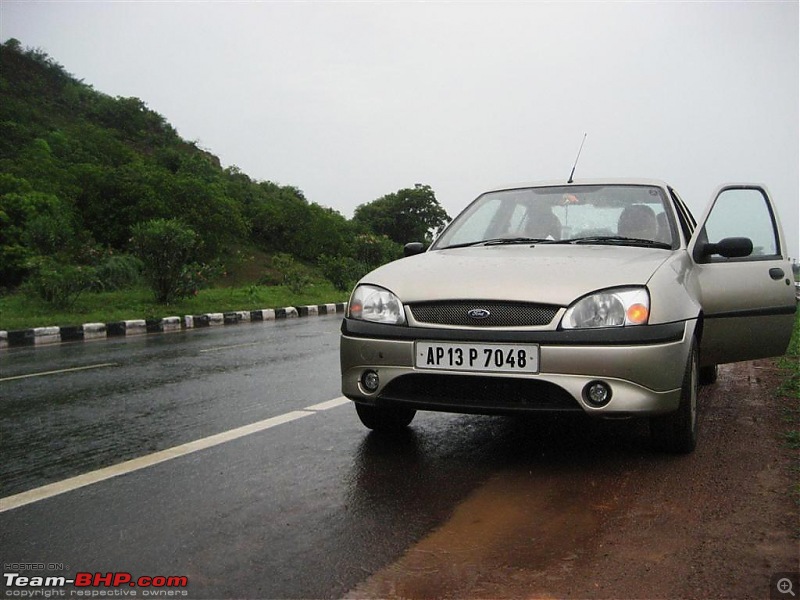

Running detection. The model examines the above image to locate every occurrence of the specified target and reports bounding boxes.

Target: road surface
[1,315,797,598]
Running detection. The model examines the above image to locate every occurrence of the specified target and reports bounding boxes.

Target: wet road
[1,315,346,497]
[0,316,553,598]
[1,317,795,599]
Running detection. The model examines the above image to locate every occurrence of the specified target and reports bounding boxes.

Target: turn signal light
[349,302,363,318]
[626,303,649,325]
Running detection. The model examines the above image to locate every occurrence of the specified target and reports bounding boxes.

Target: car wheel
[355,402,416,431]
[699,364,718,386]
[650,338,698,454]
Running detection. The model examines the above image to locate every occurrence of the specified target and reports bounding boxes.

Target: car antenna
[567,133,587,184]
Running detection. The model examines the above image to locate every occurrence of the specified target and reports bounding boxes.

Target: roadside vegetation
[782,307,800,389]
[783,271,800,449]
[0,39,451,330]
[776,307,799,516]
[778,309,799,442]
[0,281,347,331]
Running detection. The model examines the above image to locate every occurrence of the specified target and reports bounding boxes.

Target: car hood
[361,245,673,306]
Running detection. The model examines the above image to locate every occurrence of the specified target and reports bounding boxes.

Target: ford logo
[467,308,491,320]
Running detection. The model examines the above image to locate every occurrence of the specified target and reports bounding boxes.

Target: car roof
[485,178,671,194]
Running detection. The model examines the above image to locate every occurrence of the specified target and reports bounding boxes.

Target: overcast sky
[2,0,798,256]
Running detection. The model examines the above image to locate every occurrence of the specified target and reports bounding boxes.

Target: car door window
[702,188,779,258]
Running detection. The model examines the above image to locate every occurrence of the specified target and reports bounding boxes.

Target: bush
[172,261,223,299]
[352,233,402,267]
[94,253,143,291]
[315,234,400,293]
[23,258,98,308]
[270,253,312,294]
[130,218,200,303]
[318,255,369,292]
[0,244,33,291]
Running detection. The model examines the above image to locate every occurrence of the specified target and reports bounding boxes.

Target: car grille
[409,301,559,327]
[378,374,580,413]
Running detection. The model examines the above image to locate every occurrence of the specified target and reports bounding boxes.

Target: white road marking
[0,363,118,383]
[199,342,261,353]
[304,396,350,411]
[0,397,351,514]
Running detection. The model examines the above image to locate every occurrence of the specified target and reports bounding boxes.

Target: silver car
[340,180,796,452]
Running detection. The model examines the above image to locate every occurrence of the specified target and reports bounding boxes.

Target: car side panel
[700,311,796,365]
[690,260,796,365]
[644,251,702,325]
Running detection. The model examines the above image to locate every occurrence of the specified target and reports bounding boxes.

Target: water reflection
[345,412,650,524]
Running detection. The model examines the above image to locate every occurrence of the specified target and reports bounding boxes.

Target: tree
[247,182,353,261]
[352,184,450,245]
[0,179,78,287]
[3,38,23,53]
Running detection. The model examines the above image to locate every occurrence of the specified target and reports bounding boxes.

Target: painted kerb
[0,303,347,350]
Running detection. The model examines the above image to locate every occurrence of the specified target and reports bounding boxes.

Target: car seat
[617,204,657,241]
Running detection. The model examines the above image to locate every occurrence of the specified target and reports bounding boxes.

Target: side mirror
[403,242,426,257]
[701,236,753,259]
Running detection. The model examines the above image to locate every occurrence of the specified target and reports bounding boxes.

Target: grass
[0,282,349,331]
[0,246,352,331]
[777,309,800,445]
[774,308,799,516]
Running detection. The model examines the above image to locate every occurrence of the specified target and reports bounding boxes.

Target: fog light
[361,370,380,393]
[584,381,612,407]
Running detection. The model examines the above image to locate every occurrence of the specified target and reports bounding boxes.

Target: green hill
[0,38,413,296]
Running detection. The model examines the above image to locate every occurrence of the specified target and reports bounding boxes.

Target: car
[339,179,797,453]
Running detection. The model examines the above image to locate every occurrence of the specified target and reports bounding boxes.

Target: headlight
[561,287,650,329]
[347,285,406,325]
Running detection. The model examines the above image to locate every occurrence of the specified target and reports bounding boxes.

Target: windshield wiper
[558,236,672,249]
[438,240,486,249]
[482,237,550,246]
[440,237,548,249]
[441,236,672,250]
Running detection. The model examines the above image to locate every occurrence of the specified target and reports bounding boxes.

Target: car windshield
[433,184,676,250]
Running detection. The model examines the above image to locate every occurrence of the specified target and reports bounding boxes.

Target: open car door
[689,184,796,366]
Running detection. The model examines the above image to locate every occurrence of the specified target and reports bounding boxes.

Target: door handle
[769,268,785,280]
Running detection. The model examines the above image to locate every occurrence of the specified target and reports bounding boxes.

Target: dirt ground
[346,359,799,600]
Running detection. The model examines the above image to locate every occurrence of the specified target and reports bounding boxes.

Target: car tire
[355,402,416,431]
[699,364,718,386]
[650,338,699,454]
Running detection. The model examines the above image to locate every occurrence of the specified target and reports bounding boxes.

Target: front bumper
[340,319,695,417]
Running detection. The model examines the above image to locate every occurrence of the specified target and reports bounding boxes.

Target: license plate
[415,341,539,373]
